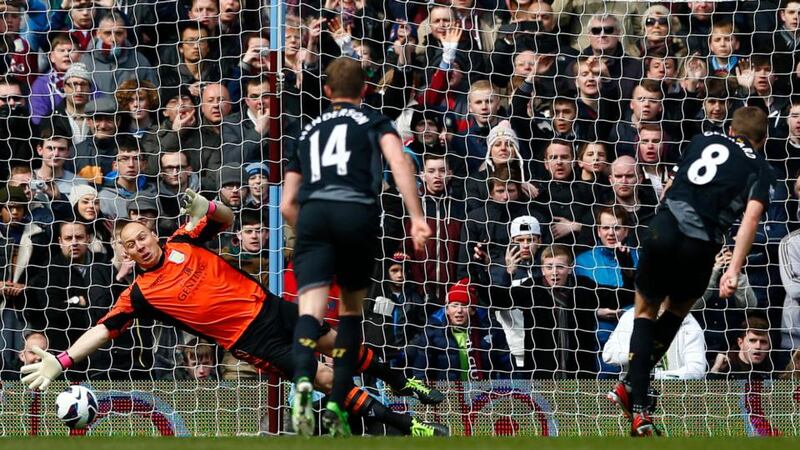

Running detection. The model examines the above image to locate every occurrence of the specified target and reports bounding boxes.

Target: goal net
[0,0,799,437]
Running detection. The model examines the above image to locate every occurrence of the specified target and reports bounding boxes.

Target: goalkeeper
[20,190,447,436]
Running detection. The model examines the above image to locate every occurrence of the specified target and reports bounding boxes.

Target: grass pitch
[1,437,797,450]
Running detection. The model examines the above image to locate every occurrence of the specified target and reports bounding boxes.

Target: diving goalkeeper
[20,190,447,436]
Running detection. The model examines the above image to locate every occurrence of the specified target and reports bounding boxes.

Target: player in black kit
[607,107,776,436]
[280,58,432,437]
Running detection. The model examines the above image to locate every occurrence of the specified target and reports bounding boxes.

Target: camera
[30,179,47,193]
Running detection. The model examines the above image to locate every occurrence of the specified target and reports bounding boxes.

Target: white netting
[0,0,799,436]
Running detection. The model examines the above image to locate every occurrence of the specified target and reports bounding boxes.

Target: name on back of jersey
[702,131,756,159]
[299,107,370,141]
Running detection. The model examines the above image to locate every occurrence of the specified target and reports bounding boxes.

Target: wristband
[206,200,217,217]
[56,351,74,370]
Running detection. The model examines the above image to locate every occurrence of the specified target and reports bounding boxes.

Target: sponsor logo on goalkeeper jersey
[178,263,207,302]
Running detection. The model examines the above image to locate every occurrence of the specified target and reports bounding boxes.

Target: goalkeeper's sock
[649,310,684,369]
[292,314,321,383]
[344,386,413,434]
[625,317,656,414]
[356,345,406,390]
[329,315,362,407]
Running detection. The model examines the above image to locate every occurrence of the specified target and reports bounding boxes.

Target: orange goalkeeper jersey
[98,216,266,349]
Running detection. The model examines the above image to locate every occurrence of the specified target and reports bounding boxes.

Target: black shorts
[292,200,380,293]
[635,209,721,304]
[231,294,331,377]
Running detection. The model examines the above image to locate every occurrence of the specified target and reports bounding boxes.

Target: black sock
[356,346,407,391]
[330,315,362,407]
[625,318,656,413]
[650,310,684,367]
[347,388,413,434]
[292,314,321,383]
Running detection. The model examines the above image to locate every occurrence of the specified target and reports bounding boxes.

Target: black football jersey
[665,131,776,243]
[287,102,398,205]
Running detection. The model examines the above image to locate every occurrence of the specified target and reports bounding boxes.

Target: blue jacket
[407,307,511,381]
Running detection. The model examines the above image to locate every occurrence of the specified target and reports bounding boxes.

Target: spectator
[405,153,466,305]
[115,79,161,174]
[127,196,160,233]
[449,80,501,176]
[708,316,780,380]
[215,165,246,212]
[25,222,112,378]
[158,21,220,104]
[686,77,733,138]
[97,139,157,219]
[707,18,741,78]
[694,246,758,354]
[227,32,271,102]
[243,162,269,211]
[1,331,48,380]
[364,251,427,368]
[604,303,706,380]
[602,156,659,241]
[536,140,594,246]
[575,206,638,375]
[577,13,642,100]
[222,77,272,166]
[179,338,218,381]
[0,76,36,180]
[636,124,672,199]
[67,184,112,255]
[33,126,87,196]
[575,141,611,200]
[160,82,229,194]
[765,97,800,192]
[475,244,599,378]
[50,0,97,53]
[0,0,37,85]
[629,5,685,58]
[47,62,92,146]
[30,33,78,125]
[780,229,800,350]
[221,209,269,286]
[572,56,621,143]
[610,79,665,158]
[73,96,123,181]
[464,120,534,212]
[157,151,199,236]
[408,278,511,381]
[80,9,159,97]
[0,186,30,378]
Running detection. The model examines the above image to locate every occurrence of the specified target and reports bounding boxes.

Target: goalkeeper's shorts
[635,209,721,304]
[231,296,332,377]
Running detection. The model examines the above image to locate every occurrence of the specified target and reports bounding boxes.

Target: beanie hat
[63,62,93,85]
[68,184,98,208]
[447,278,476,306]
[486,120,520,154]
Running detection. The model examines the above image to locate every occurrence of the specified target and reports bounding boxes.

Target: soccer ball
[56,385,98,429]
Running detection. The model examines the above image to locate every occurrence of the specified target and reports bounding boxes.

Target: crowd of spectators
[2,0,800,384]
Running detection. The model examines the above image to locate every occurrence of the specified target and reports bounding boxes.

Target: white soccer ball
[56,385,98,429]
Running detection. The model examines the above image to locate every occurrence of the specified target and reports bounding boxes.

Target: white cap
[509,215,541,238]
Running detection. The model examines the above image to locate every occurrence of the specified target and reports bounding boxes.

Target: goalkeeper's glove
[20,347,72,392]
[180,188,213,232]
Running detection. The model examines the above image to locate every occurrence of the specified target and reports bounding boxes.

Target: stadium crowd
[1,0,800,384]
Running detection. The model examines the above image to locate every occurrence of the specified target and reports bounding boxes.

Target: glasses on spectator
[590,25,616,35]
[221,184,243,190]
[645,17,669,27]
[0,95,23,103]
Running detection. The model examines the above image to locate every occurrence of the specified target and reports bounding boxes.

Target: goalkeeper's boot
[607,381,633,420]
[394,377,445,405]
[630,413,661,437]
[321,401,351,437]
[291,378,315,437]
[410,417,450,436]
